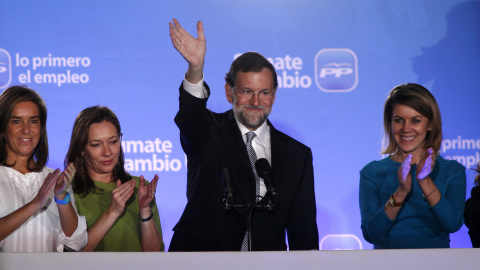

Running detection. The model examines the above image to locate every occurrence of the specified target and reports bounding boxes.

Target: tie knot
[246,131,256,143]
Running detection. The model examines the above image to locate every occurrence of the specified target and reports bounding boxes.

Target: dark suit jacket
[465,185,480,247]
[169,82,318,251]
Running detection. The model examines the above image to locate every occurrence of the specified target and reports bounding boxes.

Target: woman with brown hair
[65,105,163,251]
[0,85,87,252]
[359,83,466,248]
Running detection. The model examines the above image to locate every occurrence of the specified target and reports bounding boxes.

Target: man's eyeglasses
[233,88,275,101]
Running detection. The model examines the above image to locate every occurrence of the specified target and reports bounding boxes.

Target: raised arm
[169,18,206,84]
[170,18,211,157]
[0,170,59,242]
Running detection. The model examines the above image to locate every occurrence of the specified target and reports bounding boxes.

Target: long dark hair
[65,106,130,197]
[0,85,48,171]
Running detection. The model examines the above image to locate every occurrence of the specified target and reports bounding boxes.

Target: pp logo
[315,49,358,92]
[319,234,363,250]
[0,49,12,89]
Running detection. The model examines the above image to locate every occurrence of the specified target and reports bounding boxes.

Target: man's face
[225,68,276,131]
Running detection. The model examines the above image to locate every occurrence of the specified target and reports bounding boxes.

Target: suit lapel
[269,121,286,189]
[221,110,251,169]
[218,111,256,203]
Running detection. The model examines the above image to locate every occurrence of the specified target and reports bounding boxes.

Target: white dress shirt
[0,166,88,252]
[183,78,271,197]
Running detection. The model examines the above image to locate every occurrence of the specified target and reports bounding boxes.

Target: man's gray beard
[233,104,271,130]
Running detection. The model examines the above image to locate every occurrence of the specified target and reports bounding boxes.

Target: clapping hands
[138,175,159,210]
[417,148,436,180]
[396,148,436,195]
[54,162,76,197]
[33,163,76,210]
[109,179,135,217]
[397,154,413,194]
[33,169,60,210]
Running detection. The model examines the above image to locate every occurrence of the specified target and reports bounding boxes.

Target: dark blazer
[465,185,480,247]
[169,82,318,251]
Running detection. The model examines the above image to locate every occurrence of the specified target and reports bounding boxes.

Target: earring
[81,153,86,175]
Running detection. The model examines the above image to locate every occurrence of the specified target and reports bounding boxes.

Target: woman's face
[5,101,41,162]
[392,104,431,158]
[83,121,120,182]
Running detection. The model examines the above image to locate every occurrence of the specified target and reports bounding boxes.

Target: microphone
[255,158,277,207]
[221,167,234,209]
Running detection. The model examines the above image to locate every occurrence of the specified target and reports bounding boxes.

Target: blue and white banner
[1,0,479,250]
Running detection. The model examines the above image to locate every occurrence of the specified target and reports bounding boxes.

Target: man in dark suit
[168,18,318,251]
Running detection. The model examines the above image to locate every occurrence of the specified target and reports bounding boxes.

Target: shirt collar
[234,115,269,145]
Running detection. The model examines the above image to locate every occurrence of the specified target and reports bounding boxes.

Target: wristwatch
[54,192,71,205]
[388,194,402,207]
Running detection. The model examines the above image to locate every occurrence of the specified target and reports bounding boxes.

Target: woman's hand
[1,169,61,242]
[54,162,75,197]
[138,175,159,211]
[384,154,413,220]
[137,174,162,251]
[32,169,60,210]
[397,154,413,195]
[108,179,135,217]
[55,163,79,237]
[417,148,436,180]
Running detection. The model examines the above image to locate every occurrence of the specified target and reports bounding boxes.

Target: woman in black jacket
[465,157,480,247]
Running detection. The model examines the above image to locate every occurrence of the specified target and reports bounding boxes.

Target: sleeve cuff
[182,76,208,98]
[56,215,88,251]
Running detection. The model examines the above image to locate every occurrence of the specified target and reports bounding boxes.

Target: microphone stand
[221,162,277,251]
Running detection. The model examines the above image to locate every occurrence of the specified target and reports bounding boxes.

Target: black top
[465,185,480,247]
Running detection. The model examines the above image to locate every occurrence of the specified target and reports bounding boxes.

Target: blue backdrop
[1,0,479,250]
